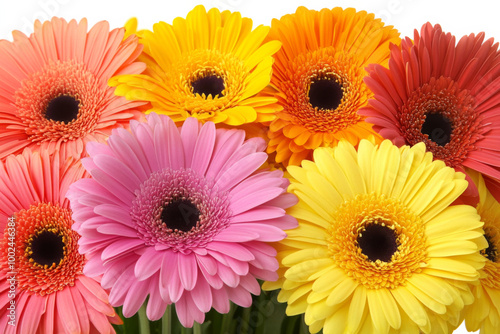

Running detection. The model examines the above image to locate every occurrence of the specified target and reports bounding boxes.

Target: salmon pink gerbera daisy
[67,113,298,327]
[0,149,121,333]
[0,17,147,161]
[360,23,500,202]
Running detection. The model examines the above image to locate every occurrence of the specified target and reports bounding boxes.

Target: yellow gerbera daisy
[263,140,486,333]
[110,5,281,127]
[266,7,400,166]
[463,170,500,333]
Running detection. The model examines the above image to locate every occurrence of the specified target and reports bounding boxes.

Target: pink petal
[217,262,240,287]
[198,261,224,289]
[146,276,169,320]
[69,286,91,334]
[190,277,212,313]
[109,265,136,306]
[195,253,218,276]
[227,285,252,307]
[18,294,44,334]
[178,253,198,291]
[76,277,115,316]
[135,247,164,281]
[122,280,149,318]
[214,152,267,191]
[211,287,230,314]
[56,288,81,334]
[190,121,216,175]
[205,129,245,179]
[212,227,260,242]
[101,238,144,261]
[231,206,286,223]
[206,242,255,261]
[180,117,202,167]
[229,187,285,215]
[160,252,183,302]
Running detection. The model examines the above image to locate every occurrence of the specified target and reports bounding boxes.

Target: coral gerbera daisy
[266,6,400,166]
[263,140,486,333]
[67,113,298,327]
[0,17,147,161]
[0,149,120,333]
[110,5,281,127]
[360,23,500,202]
[463,170,500,333]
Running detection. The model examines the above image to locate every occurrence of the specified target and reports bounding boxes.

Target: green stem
[162,304,172,334]
[241,307,251,334]
[193,322,202,334]
[300,314,308,334]
[181,326,193,334]
[220,303,236,334]
[138,304,150,334]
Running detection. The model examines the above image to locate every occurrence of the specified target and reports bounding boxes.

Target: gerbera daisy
[266,6,400,166]
[463,170,500,333]
[360,23,500,202]
[0,17,147,161]
[67,113,297,327]
[0,149,120,333]
[263,139,486,333]
[110,5,281,128]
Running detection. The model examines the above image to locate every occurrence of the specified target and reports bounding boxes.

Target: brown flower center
[308,78,343,111]
[161,199,201,232]
[0,203,85,296]
[399,76,479,167]
[328,193,427,289]
[482,232,498,263]
[28,230,66,267]
[192,75,225,98]
[278,48,368,133]
[421,112,453,146]
[45,95,80,123]
[357,223,399,262]
[15,60,105,143]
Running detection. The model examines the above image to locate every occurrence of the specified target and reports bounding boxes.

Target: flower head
[263,140,486,333]
[67,113,297,327]
[0,149,120,333]
[266,7,400,166]
[0,17,147,161]
[360,23,500,202]
[463,170,500,333]
[110,5,281,128]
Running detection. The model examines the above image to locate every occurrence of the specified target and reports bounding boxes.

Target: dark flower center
[29,230,65,266]
[357,224,398,262]
[308,78,343,110]
[45,95,80,123]
[192,75,225,98]
[421,112,452,146]
[483,233,498,262]
[161,199,200,232]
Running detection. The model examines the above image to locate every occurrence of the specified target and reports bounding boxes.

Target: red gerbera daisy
[360,23,500,202]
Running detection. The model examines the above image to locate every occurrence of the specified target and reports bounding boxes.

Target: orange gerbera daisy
[0,17,147,161]
[266,7,400,166]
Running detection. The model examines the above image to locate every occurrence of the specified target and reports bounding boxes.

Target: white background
[1,0,499,333]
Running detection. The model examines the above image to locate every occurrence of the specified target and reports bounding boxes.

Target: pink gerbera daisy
[67,113,298,327]
[360,23,500,202]
[0,17,147,161]
[0,149,120,333]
